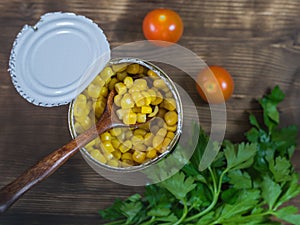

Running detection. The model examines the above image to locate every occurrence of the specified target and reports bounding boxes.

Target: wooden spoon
[0,89,133,213]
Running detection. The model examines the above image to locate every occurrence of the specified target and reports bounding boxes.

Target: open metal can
[68,58,183,184]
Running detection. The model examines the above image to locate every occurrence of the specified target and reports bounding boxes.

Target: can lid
[9,12,111,107]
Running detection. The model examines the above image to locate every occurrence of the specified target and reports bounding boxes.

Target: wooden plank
[0,0,299,224]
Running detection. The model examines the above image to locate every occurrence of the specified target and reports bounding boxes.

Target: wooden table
[0,0,299,224]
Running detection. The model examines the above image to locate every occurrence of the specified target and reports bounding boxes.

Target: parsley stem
[213,211,272,224]
[174,199,188,225]
[103,219,126,225]
[185,167,221,223]
[140,216,156,225]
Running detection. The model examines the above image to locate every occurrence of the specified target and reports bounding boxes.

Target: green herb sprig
[99,86,300,225]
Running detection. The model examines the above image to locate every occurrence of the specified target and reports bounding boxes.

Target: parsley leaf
[275,206,300,225]
[272,125,298,154]
[259,85,285,131]
[224,142,257,170]
[261,175,282,209]
[276,173,300,208]
[160,172,196,200]
[268,156,292,183]
[227,170,252,189]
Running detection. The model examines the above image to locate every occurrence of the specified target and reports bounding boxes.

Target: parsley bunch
[99,86,300,225]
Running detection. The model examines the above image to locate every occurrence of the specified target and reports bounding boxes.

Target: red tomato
[142,8,183,45]
[196,66,234,104]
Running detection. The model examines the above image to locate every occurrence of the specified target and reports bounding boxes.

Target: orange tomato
[196,66,234,104]
[142,8,183,45]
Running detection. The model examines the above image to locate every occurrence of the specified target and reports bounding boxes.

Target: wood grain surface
[0,0,299,224]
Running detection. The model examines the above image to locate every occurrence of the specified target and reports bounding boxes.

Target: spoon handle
[0,113,110,214]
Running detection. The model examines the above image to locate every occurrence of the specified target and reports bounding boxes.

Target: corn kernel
[100,132,112,142]
[134,144,147,152]
[116,108,128,120]
[164,123,178,132]
[132,106,141,113]
[121,94,134,109]
[111,138,121,149]
[94,100,106,118]
[134,129,147,137]
[87,84,101,99]
[148,105,159,117]
[101,141,115,153]
[117,71,128,81]
[103,151,114,161]
[150,125,160,134]
[154,143,162,151]
[162,87,170,93]
[105,77,112,85]
[144,133,154,146]
[74,101,88,117]
[157,127,167,137]
[141,91,152,105]
[133,79,148,90]
[124,76,134,88]
[112,63,128,73]
[99,86,108,97]
[90,149,100,158]
[132,150,146,163]
[150,117,165,127]
[122,159,134,166]
[162,137,172,148]
[138,65,145,74]
[90,150,107,163]
[92,76,105,87]
[151,91,163,105]
[164,111,178,126]
[80,117,92,130]
[107,159,119,167]
[112,150,122,160]
[127,64,140,74]
[117,130,126,141]
[74,122,84,134]
[115,82,127,95]
[141,106,152,114]
[121,152,133,161]
[132,92,145,106]
[114,94,122,107]
[163,98,176,111]
[108,77,119,91]
[148,89,157,102]
[85,146,95,153]
[110,127,122,136]
[76,94,87,104]
[128,86,140,94]
[152,135,164,149]
[131,135,144,146]
[165,91,174,98]
[100,67,115,81]
[119,140,132,153]
[137,113,147,123]
[166,131,175,139]
[146,148,157,159]
[94,137,101,147]
[147,69,158,78]
[123,111,137,125]
[153,79,167,89]
[85,139,96,149]
[125,130,133,139]
[157,108,167,118]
